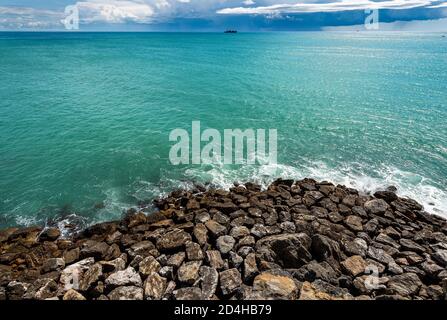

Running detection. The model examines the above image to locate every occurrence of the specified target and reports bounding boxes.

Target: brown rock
[205,220,227,238]
[63,289,86,301]
[219,268,242,295]
[144,273,167,300]
[156,229,191,251]
[253,272,298,299]
[341,255,367,277]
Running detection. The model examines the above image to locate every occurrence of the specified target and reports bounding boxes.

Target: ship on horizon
[224,30,237,33]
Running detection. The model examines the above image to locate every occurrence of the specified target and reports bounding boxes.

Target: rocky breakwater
[1,178,447,300]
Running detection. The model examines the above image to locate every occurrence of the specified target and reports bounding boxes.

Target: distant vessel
[224,30,237,33]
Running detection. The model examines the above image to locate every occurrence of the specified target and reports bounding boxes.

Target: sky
[0,0,446,31]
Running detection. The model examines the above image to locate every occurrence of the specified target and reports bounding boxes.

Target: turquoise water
[0,32,446,229]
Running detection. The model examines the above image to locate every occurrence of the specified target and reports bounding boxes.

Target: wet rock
[108,286,143,300]
[105,267,142,289]
[219,268,242,296]
[374,191,398,204]
[178,261,202,285]
[200,266,219,300]
[144,272,167,300]
[216,236,236,255]
[303,191,324,206]
[39,228,61,242]
[156,229,191,251]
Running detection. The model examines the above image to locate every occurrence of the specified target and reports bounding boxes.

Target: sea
[0,31,446,230]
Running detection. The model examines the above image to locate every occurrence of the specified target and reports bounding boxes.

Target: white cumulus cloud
[217,0,437,14]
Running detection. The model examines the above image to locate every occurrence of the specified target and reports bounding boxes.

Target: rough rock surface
[0,178,446,300]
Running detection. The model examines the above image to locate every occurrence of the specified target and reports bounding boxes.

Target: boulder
[200,266,219,300]
[156,229,191,251]
[79,263,103,292]
[63,289,86,301]
[108,286,143,300]
[205,220,227,238]
[387,273,422,297]
[344,216,363,232]
[341,255,367,277]
[364,199,389,215]
[39,228,61,242]
[185,241,204,261]
[253,272,298,299]
[177,261,202,285]
[144,273,167,300]
[105,267,142,289]
[167,252,186,268]
[139,256,161,277]
[219,268,242,295]
[432,249,447,267]
[206,250,225,270]
[216,236,236,255]
[174,287,203,300]
[243,253,259,282]
[42,258,65,273]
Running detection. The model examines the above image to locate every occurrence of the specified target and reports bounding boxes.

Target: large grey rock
[216,236,236,254]
[105,267,142,289]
